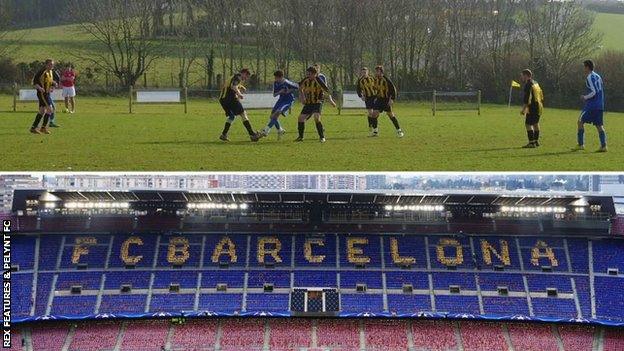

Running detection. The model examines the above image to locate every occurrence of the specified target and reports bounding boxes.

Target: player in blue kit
[575,60,607,152]
[260,70,299,140]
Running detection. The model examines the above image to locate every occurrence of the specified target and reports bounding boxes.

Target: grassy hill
[1,11,622,90]
[0,23,295,89]
[594,12,624,51]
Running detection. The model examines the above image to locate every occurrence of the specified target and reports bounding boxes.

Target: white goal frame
[432,90,481,116]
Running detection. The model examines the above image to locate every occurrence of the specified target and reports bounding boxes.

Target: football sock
[32,114,42,128]
[298,122,305,138]
[267,119,276,129]
[274,120,281,131]
[372,118,378,129]
[527,130,534,143]
[577,129,584,146]
[389,116,401,130]
[242,120,255,136]
[221,122,232,136]
[368,117,374,128]
[534,130,540,142]
[42,114,50,127]
[599,130,607,147]
[315,122,324,138]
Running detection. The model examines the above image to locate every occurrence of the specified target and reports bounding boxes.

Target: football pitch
[0,95,622,171]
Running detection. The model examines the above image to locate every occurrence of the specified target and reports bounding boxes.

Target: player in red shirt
[60,64,77,113]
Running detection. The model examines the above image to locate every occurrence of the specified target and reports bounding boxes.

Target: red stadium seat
[169,319,218,351]
[604,328,624,351]
[120,320,168,351]
[507,323,559,351]
[411,320,457,351]
[269,319,313,350]
[459,322,509,351]
[558,324,595,351]
[317,319,360,349]
[70,321,120,351]
[364,319,409,350]
[31,323,70,351]
[219,318,264,350]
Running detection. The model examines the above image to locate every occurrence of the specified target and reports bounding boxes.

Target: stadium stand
[69,321,120,351]
[316,319,360,350]
[13,318,624,350]
[219,318,265,350]
[169,319,218,351]
[10,231,624,322]
[8,190,624,350]
[30,323,69,351]
[268,319,312,351]
[507,323,559,351]
[604,328,624,351]
[411,320,457,351]
[459,321,508,351]
[558,324,596,351]
[364,319,409,350]
[119,320,169,351]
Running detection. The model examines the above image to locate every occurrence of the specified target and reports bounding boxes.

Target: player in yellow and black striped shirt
[356,67,377,134]
[295,66,336,143]
[520,69,545,148]
[218,68,262,142]
[30,59,56,135]
[371,65,404,138]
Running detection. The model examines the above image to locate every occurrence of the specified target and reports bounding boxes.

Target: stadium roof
[11,189,616,215]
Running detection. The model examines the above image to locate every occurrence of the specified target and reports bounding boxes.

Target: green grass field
[594,12,624,51]
[0,95,621,171]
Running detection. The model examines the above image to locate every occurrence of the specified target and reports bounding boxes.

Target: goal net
[432,90,481,116]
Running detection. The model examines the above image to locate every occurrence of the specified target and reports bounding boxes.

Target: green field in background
[1,11,621,89]
[595,12,624,51]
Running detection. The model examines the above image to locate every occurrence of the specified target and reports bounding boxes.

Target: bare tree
[0,0,14,58]
[534,1,602,91]
[69,0,164,88]
[172,0,202,88]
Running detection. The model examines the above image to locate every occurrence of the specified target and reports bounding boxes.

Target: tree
[69,0,164,88]
[172,0,201,88]
[525,0,602,93]
[0,0,13,57]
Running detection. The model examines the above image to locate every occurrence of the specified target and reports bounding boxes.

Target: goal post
[432,90,481,116]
